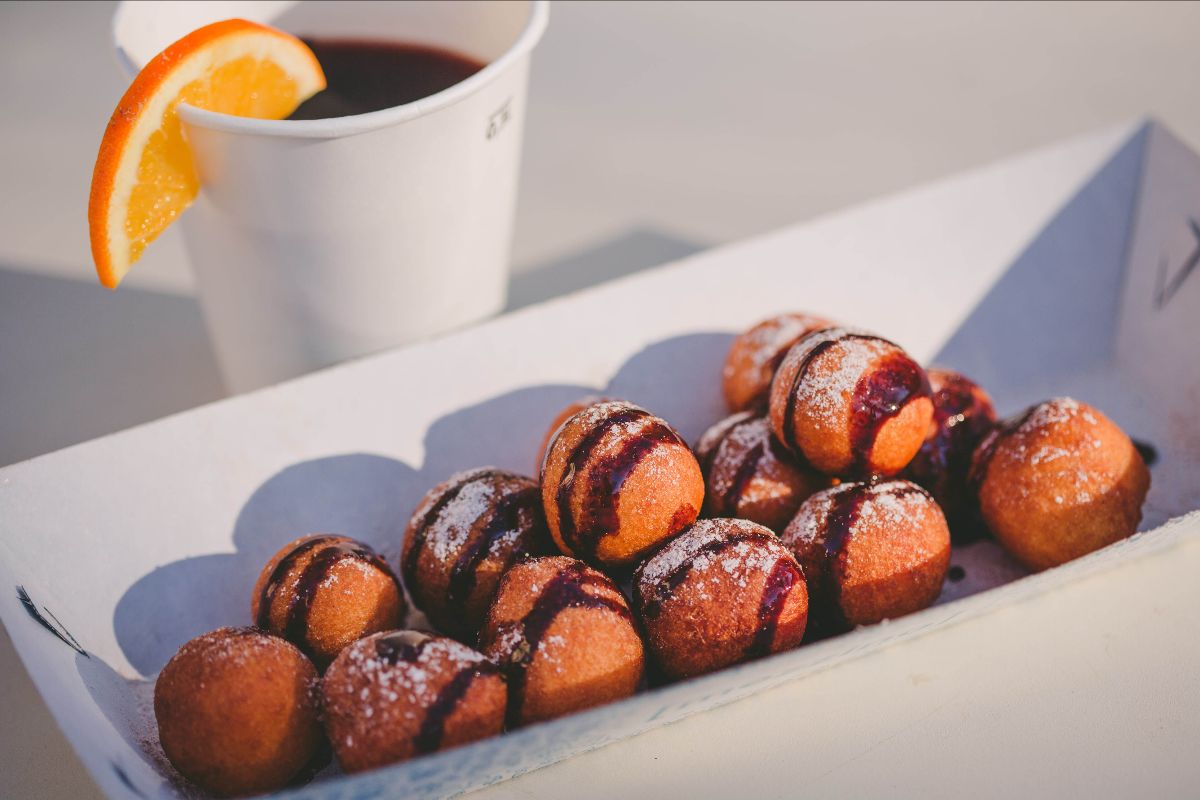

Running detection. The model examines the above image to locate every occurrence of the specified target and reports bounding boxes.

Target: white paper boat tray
[1,119,1198,799]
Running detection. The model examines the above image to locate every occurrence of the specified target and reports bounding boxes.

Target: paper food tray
[1,119,1197,799]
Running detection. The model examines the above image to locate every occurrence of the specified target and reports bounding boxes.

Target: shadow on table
[112,453,416,676]
[0,266,223,467]
[109,317,734,675]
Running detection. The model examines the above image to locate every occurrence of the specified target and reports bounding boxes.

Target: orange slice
[88,19,325,288]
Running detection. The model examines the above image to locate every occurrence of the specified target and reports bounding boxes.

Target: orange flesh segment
[89,19,325,288]
[123,57,301,264]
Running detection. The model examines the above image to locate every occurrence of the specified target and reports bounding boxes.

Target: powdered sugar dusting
[993,398,1111,505]
[574,400,643,431]
[785,487,830,547]
[175,626,292,670]
[332,557,384,595]
[782,328,891,432]
[857,481,931,530]
[1030,446,1070,466]
[337,633,489,713]
[695,411,756,464]
[784,481,931,548]
[409,466,501,534]
[741,314,828,372]
[703,416,778,502]
[426,478,499,563]
[1018,397,1090,433]
[636,519,788,605]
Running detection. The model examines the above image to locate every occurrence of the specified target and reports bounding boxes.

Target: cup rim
[111,0,549,140]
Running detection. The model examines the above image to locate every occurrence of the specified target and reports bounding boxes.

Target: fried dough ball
[541,401,704,570]
[722,313,834,412]
[402,468,551,641]
[154,627,323,796]
[321,630,505,773]
[252,534,405,668]
[694,412,830,533]
[782,480,950,634]
[970,397,1150,571]
[479,556,644,726]
[769,327,932,479]
[633,519,808,679]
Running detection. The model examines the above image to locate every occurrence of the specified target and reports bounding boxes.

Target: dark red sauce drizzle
[415,661,497,754]
[256,538,326,628]
[285,540,397,647]
[721,441,766,515]
[695,414,768,516]
[819,486,869,610]
[636,529,776,619]
[446,485,543,615]
[370,630,499,754]
[745,556,801,658]
[500,562,630,728]
[555,407,686,562]
[904,372,996,541]
[256,537,399,651]
[780,331,884,455]
[847,352,931,475]
[815,482,926,630]
[402,469,507,597]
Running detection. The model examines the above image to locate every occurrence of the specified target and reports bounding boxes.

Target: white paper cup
[111,1,549,393]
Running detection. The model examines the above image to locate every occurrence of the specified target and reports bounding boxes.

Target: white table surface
[3,1,1200,797]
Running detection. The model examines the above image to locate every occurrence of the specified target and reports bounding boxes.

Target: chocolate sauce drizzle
[499,561,630,728]
[913,374,991,486]
[401,469,507,595]
[370,630,500,754]
[554,406,687,562]
[256,536,399,652]
[445,485,542,615]
[780,330,930,477]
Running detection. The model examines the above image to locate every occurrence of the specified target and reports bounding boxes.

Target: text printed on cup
[487,99,513,140]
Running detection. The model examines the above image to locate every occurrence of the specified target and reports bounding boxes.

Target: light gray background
[3,1,1200,797]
